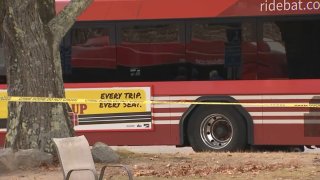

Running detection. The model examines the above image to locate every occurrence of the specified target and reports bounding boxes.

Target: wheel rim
[200,113,233,149]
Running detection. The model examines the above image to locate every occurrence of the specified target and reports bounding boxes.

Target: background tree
[2,0,92,153]
[0,0,4,67]
[0,0,3,41]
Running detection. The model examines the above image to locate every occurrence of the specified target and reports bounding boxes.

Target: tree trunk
[3,0,92,153]
[0,0,4,41]
[0,0,4,66]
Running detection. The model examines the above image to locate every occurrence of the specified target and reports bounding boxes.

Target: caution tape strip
[1,96,320,108]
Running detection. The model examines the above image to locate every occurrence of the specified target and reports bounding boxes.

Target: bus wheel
[187,106,247,152]
[288,146,304,152]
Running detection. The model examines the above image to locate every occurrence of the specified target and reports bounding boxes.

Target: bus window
[257,22,288,79]
[116,23,185,82]
[192,24,228,41]
[241,22,258,80]
[189,23,227,66]
[118,23,185,68]
[188,22,242,80]
[120,24,181,43]
[71,27,116,69]
[278,19,320,79]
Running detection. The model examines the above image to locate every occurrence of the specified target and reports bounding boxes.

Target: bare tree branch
[48,0,93,44]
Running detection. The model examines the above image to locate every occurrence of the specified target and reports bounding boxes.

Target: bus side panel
[261,96,320,145]
[0,128,178,147]
[76,125,178,146]
[253,124,264,145]
[0,132,4,146]
[263,124,320,145]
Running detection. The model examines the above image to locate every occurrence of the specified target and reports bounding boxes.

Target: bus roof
[56,0,320,21]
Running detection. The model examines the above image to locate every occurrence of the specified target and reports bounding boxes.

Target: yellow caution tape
[0,96,320,108]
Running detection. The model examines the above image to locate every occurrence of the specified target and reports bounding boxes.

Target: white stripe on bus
[154,95,263,100]
[78,114,150,120]
[153,103,264,108]
[153,119,320,125]
[153,111,320,117]
[153,112,264,117]
[153,104,190,108]
[154,120,180,125]
[153,96,199,100]
[79,118,151,122]
[262,95,320,99]
[74,123,152,130]
[153,95,320,103]
[154,95,320,100]
[153,112,183,117]
[263,112,320,116]
[261,120,320,124]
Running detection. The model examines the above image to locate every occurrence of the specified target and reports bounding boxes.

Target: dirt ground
[1,149,320,180]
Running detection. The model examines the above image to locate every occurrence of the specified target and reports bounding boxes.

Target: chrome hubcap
[200,114,233,149]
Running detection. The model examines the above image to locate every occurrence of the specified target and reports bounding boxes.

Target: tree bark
[3,0,92,153]
[0,0,4,43]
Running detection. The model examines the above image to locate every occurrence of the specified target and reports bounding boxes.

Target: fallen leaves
[132,158,301,178]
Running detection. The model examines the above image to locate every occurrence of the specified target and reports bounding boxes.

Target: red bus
[1,0,320,151]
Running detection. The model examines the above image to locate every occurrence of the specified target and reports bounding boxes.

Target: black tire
[250,145,305,152]
[187,106,247,152]
[286,146,305,152]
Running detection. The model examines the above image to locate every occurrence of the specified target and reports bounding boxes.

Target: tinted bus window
[241,22,256,42]
[71,27,116,69]
[257,22,288,79]
[241,22,258,80]
[263,22,283,42]
[260,19,320,79]
[72,28,109,46]
[120,24,180,43]
[117,23,185,81]
[188,22,242,80]
[192,24,228,41]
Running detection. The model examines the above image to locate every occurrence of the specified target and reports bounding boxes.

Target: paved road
[111,146,193,154]
[112,146,320,154]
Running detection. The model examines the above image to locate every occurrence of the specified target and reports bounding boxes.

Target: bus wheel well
[179,96,254,147]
